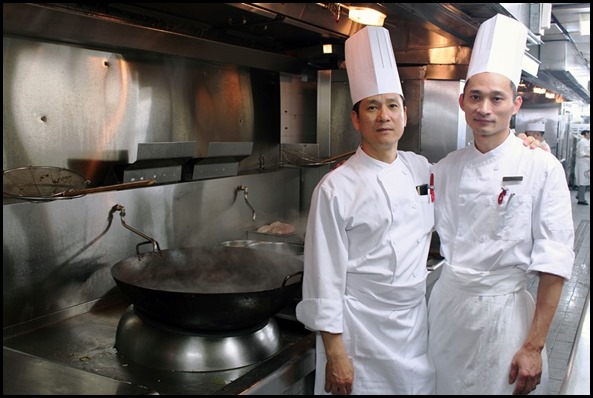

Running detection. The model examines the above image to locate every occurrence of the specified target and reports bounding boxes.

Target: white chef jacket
[575,136,590,186]
[427,133,575,395]
[296,147,435,395]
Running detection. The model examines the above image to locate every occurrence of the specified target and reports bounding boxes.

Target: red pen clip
[429,173,435,203]
[498,187,508,205]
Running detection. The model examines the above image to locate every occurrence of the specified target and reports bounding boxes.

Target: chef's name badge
[416,184,429,196]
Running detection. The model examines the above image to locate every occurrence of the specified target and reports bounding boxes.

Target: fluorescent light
[579,13,590,36]
[347,5,386,26]
[522,53,540,78]
[545,91,556,99]
[323,44,333,54]
[533,87,546,94]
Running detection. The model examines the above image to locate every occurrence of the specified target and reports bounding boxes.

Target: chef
[575,129,590,205]
[296,26,435,395]
[427,14,575,395]
[524,121,551,152]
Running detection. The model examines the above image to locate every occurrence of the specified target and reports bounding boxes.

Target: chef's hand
[325,354,354,395]
[508,347,542,395]
[517,132,543,150]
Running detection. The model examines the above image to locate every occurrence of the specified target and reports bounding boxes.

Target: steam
[114,246,303,294]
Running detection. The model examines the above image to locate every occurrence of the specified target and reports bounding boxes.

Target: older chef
[296,26,435,395]
[427,14,575,395]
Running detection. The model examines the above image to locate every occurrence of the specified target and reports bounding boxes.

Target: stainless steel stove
[3,297,314,395]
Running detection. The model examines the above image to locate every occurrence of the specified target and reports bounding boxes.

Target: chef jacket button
[484,199,490,206]
[479,236,485,242]
[412,203,417,209]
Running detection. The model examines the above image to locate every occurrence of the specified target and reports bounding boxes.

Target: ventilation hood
[3,3,589,103]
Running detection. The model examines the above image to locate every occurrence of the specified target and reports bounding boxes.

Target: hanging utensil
[3,166,155,201]
[57,179,156,197]
[281,149,356,167]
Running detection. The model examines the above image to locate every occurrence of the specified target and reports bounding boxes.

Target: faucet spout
[238,185,256,221]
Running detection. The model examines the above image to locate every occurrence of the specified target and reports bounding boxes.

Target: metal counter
[3,299,315,395]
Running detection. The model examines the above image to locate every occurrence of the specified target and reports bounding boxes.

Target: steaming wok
[111,245,303,331]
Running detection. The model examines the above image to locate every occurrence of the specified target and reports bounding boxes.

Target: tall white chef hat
[345,26,403,105]
[525,121,545,133]
[466,14,528,87]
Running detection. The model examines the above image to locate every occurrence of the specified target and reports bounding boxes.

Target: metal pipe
[111,204,161,254]
[238,185,257,221]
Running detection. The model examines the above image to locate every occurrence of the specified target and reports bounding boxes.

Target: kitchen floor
[527,188,590,395]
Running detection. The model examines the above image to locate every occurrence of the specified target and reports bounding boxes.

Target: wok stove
[116,305,282,372]
[3,298,315,395]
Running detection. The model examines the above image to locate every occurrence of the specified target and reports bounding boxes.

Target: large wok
[111,245,303,332]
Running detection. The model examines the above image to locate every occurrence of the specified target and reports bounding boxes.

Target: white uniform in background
[575,134,590,187]
[296,147,435,394]
[428,133,575,395]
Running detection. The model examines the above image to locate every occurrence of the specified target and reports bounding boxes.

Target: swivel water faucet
[111,204,161,255]
[238,185,256,221]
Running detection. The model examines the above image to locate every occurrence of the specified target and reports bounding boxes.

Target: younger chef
[428,14,575,395]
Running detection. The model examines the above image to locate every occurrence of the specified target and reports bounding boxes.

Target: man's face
[351,93,407,151]
[459,72,522,139]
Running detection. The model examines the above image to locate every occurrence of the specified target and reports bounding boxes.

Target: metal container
[221,240,304,256]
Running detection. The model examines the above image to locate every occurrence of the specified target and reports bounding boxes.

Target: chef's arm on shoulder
[320,331,354,394]
[516,132,542,149]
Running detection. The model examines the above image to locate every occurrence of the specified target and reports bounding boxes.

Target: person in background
[296,26,436,395]
[524,121,551,152]
[575,129,590,205]
[428,14,575,396]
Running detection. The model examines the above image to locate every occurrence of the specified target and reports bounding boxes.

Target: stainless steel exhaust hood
[3,3,589,103]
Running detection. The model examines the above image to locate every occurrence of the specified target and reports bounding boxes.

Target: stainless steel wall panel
[3,36,281,184]
[3,169,303,334]
[420,80,467,163]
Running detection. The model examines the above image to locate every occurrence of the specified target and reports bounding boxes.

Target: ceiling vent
[539,41,590,103]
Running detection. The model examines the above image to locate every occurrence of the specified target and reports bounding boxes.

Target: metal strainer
[3,166,90,201]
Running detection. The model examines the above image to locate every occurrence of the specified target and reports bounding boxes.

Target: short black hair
[581,130,590,135]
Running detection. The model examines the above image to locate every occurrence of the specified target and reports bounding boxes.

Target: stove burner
[115,305,281,372]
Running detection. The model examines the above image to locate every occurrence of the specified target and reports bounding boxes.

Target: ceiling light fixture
[579,13,590,36]
[344,3,387,26]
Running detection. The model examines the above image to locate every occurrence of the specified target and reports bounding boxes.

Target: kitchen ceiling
[447,3,590,103]
[4,3,590,103]
[99,3,592,103]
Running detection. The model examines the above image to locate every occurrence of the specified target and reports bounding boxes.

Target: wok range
[111,245,303,331]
